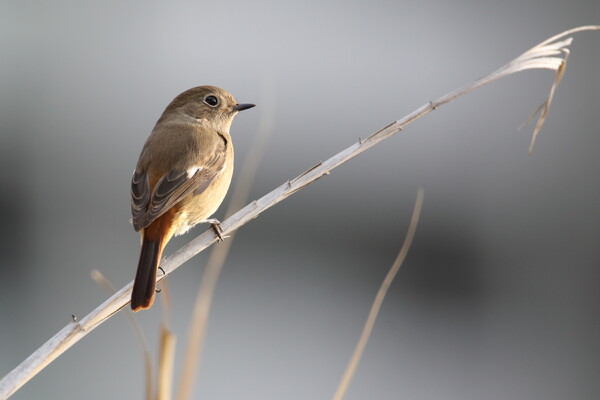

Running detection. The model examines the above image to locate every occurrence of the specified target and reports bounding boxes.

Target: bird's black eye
[204,95,219,107]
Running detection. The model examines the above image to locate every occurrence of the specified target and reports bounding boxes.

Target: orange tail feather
[131,211,174,311]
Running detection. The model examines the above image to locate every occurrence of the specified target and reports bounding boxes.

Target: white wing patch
[187,165,204,178]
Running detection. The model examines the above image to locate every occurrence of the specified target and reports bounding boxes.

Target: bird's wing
[131,151,226,231]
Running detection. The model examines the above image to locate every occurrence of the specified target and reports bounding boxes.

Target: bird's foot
[205,218,226,242]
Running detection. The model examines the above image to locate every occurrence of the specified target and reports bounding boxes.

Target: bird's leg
[204,218,225,242]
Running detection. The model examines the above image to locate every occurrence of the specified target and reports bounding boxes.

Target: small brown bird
[130,86,255,311]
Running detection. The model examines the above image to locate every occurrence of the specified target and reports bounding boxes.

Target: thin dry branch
[156,325,176,400]
[0,25,597,400]
[332,188,425,400]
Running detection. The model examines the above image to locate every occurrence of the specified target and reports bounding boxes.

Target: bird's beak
[232,103,256,111]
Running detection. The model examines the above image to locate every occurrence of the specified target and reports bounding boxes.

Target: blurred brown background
[1,1,599,399]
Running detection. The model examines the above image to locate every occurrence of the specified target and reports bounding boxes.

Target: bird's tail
[131,235,165,311]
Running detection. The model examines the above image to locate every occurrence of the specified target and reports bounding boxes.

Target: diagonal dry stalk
[0,25,597,400]
[156,324,176,400]
[332,188,424,400]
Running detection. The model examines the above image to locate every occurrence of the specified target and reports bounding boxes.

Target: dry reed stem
[156,325,176,400]
[0,25,597,400]
[332,188,424,400]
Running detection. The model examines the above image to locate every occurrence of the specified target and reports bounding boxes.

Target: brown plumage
[130,86,254,311]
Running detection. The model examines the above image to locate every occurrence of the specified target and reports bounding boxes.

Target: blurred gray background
[1,1,599,399]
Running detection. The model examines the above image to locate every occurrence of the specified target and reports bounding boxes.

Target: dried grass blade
[332,188,425,400]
